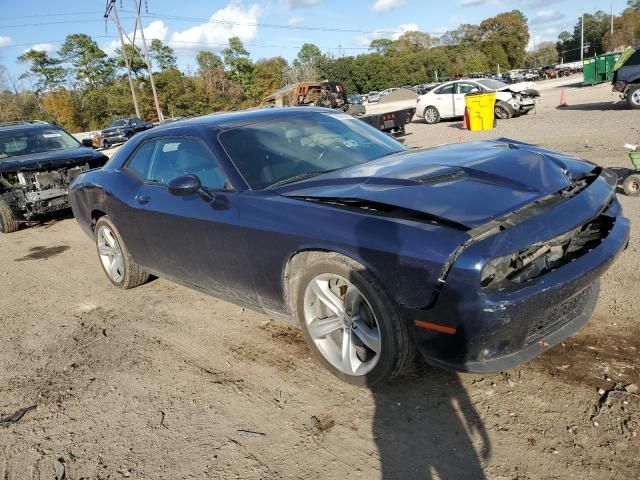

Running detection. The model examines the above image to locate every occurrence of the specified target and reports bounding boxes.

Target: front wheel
[423,106,440,125]
[0,198,19,233]
[627,85,640,109]
[495,101,514,119]
[94,216,149,289]
[295,253,415,385]
[623,174,640,196]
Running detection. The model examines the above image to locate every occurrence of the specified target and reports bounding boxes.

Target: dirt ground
[1,79,639,480]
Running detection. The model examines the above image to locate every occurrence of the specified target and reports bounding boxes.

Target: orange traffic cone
[462,107,469,129]
[559,89,568,107]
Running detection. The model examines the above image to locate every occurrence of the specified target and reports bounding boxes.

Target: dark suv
[100,117,153,148]
[613,46,640,109]
[0,121,108,233]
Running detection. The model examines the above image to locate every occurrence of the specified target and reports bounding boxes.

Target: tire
[0,198,19,233]
[494,101,514,119]
[423,106,440,125]
[293,253,415,386]
[626,85,640,110]
[623,174,640,196]
[94,216,149,289]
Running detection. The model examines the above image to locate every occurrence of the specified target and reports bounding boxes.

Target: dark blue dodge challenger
[70,108,629,385]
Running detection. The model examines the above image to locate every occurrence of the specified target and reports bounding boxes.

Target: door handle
[136,194,150,205]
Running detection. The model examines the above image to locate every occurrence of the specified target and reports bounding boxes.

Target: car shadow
[556,101,627,111]
[27,209,75,229]
[352,218,490,479]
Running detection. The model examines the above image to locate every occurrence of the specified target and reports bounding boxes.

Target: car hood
[102,125,127,135]
[0,147,108,173]
[497,81,535,93]
[276,140,596,229]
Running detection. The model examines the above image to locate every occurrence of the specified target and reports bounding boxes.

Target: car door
[132,137,254,300]
[454,82,482,116]
[430,83,456,118]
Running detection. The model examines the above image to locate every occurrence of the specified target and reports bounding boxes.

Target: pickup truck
[259,82,415,136]
[612,46,640,109]
[100,117,154,148]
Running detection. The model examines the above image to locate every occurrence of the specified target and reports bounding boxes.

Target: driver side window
[146,138,230,190]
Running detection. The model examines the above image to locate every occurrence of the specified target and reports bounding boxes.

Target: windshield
[477,79,507,90]
[109,120,127,127]
[0,127,81,159]
[218,112,406,190]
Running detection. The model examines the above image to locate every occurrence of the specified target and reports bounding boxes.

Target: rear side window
[435,84,455,95]
[626,50,640,67]
[126,141,156,179]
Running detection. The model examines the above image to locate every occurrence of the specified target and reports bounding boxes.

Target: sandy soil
[1,81,639,480]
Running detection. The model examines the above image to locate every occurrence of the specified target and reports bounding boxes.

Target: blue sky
[0,0,622,82]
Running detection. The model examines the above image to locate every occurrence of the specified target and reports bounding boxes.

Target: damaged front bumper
[404,176,630,373]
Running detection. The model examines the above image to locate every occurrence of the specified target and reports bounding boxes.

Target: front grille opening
[524,285,593,344]
[481,215,615,289]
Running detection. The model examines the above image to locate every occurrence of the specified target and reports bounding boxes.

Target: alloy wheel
[303,273,381,376]
[424,108,438,124]
[632,89,640,107]
[495,105,509,119]
[97,225,125,283]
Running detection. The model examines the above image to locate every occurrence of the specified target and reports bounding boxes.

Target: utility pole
[105,0,141,119]
[611,2,615,50]
[580,10,585,61]
[133,0,163,122]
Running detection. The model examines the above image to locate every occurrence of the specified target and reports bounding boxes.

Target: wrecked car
[416,78,540,124]
[0,121,108,233]
[612,46,640,109]
[70,109,629,385]
[259,81,415,136]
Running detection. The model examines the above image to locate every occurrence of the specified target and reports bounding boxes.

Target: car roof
[0,121,56,133]
[148,107,339,133]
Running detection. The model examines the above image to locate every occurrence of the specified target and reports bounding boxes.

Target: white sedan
[415,79,540,124]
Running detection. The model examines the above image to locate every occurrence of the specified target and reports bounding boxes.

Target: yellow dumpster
[464,91,496,131]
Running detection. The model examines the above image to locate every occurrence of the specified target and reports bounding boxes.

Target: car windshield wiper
[266,171,332,189]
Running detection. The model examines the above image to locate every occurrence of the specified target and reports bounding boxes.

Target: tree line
[0,4,637,132]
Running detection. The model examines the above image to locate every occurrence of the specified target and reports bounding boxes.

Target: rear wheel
[0,198,19,234]
[495,101,514,119]
[94,216,149,289]
[294,253,415,385]
[423,106,440,125]
[627,85,640,109]
[623,174,640,196]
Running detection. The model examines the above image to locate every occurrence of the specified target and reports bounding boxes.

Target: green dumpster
[583,58,596,85]
[583,53,622,85]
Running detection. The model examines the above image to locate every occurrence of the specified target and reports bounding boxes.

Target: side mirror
[81,138,93,148]
[168,174,201,196]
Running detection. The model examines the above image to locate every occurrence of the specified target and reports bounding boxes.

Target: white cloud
[170,2,261,52]
[372,0,405,12]
[281,0,320,8]
[288,16,304,25]
[530,9,564,25]
[355,23,419,47]
[0,36,11,48]
[102,19,169,55]
[24,43,56,54]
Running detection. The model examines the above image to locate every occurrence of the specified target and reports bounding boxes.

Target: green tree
[222,37,254,100]
[59,34,114,89]
[150,39,177,71]
[369,39,393,55]
[18,49,65,93]
[480,10,529,68]
[392,31,437,54]
[196,50,222,72]
[628,0,640,10]
[252,56,288,100]
[115,44,147,77]
[527,41,559,67]
[294,43,323,66]
[479,42,510,71]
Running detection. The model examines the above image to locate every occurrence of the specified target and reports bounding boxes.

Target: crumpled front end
[405,170,629,373]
